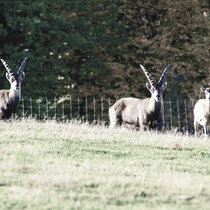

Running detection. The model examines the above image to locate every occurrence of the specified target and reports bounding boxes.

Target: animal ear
[162,82,167,91]
[5,72,10,81]
[21,72,25,80]
[146,83,152,91]
[200,88,205,92]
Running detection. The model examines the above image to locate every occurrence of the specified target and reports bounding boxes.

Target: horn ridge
[1,59,14,75]
[158,64,171,85]
[140,64,156,87]
[18,57,27,73]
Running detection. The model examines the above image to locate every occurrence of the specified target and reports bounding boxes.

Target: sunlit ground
[0,119,209,210]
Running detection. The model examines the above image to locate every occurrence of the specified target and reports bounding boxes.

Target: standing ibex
[194,87,210,138]
[109,64,171,130]
[0,58,27,119]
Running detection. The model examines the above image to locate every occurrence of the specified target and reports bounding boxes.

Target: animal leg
[138,120,146,132]
[109,107,119,129]
[109,116,117,129]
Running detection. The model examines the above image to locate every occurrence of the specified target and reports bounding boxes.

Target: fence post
[184,99,188,132]
[46,97,48,120]
[101,98,104,122]
[70,96,72,120]
[191,99,194,127]
[77,97,80,120]
[161,99,165,129]
[169,99,172,129]
[54,97,57,119]
[62,100,64,121]
[85,97,88,122]
[38,98,41,120]
[29,97,32,117]
[22,97,25,117]
[177,99,181,131]
[93,97,96,121]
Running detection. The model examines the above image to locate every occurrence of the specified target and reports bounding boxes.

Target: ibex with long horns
[0,58,27,119]
[194,87,210,138]
[109,64,171,130]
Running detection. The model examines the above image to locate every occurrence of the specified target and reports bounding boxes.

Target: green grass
[0,119,209,210]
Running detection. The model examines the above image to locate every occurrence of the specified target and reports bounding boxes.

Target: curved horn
[1,59,14,75]
[140,64,156,87]
[18,57,27,74]
[158,64,171,85]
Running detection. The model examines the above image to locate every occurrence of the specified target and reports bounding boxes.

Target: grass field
[0,119,209,210]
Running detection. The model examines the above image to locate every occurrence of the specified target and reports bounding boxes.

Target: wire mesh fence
[15,97,197,132]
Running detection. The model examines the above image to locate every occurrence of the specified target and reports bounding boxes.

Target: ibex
[0,58,27,119]
[109,64,171,130]
[194,87,210,138]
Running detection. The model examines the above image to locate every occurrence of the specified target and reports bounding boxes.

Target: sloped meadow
[0,119,209,210]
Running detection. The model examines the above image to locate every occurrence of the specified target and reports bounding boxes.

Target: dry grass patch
[0,119,209,210]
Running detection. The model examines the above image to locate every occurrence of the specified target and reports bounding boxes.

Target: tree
[118,0,210,100]
[0,0,128,99]
[0,0,209,102]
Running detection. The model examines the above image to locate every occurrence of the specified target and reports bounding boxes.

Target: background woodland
[0,0,209,101]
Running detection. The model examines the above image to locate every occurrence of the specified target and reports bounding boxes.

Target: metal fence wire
[15,97,197,132]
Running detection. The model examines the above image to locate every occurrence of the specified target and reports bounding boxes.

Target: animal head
[1,58,27,90]
[201,87,210,100]
[145,83,167,101]
[140,64,171,102]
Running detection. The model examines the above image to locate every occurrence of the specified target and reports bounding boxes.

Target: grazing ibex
[109,64,171,130]
[194,87,210,138]
[0,58,27,119]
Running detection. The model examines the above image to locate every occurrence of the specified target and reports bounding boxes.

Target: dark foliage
[0,0,209,101]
